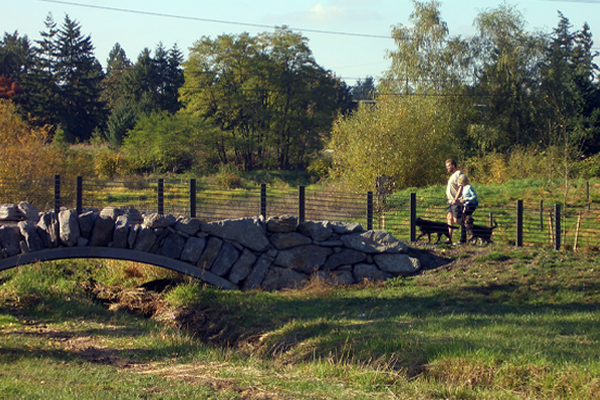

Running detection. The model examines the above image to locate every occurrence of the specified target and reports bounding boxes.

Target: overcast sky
[3,0,600,84]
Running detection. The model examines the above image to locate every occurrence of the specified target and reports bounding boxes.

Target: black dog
[415,217,458,244]
[464,215,498,246]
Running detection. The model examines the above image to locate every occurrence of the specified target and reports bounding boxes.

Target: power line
[30,0,393,40]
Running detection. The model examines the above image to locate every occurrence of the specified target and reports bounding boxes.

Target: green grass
[1,245,600,399]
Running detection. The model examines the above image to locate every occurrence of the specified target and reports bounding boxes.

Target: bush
[328,95,461,192]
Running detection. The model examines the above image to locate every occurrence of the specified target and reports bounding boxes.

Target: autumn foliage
[0,100,66,204]
[0,75,22,99]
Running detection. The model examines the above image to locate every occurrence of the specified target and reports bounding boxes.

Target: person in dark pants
[445,159,466,244]
[458,174,478,218]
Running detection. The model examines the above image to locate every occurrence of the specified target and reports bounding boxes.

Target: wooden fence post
[54,174,61,214]
[76,176,83,215]
[410,193,416,242]
[189,179,196,218]
[555,204,561,251]
[158,178,164,215]
[366,191,373,231]
[298,186,305,223]
[260,184,267,218]
[516,199,523,247]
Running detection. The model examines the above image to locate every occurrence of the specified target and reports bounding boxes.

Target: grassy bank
[1,243,599,399]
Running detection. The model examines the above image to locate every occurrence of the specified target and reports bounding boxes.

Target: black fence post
[298,186,305,222]
[587,181,591,211]
[410,193,416,242]
[516,199,523,247]
[76,176,83,215]
[540,200,544,231]
[367,191,373,231]
[555,204,561,251]
[189,179,196,218]
[54,174,61,214]
[158,178,164,215]
[260,184,267,218]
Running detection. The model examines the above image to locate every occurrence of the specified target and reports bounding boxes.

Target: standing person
[458,174,478,218]
[445,159,466,244]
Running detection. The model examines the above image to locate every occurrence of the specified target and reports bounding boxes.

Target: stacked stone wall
[0,202,421,290]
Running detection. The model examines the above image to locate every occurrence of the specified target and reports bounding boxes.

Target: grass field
[1,242,599,399]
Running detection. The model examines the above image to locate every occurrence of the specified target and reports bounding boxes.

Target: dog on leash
[415,217,459,244]
[464,215,498,246]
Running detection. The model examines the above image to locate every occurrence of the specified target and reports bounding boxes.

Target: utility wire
[30,0,393,39]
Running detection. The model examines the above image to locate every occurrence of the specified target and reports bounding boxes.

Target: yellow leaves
[0,100,65,185]
[327,95,460,191]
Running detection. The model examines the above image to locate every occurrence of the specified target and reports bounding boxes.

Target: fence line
[0,176,597,251]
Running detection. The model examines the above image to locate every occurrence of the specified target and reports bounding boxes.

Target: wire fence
[0,176,597,251]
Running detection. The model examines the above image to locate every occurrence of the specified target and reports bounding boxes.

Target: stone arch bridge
[0,202,422,291]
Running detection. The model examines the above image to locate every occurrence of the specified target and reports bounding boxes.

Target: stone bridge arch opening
[0,247,225,287]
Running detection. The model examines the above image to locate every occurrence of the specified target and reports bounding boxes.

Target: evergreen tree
[0,31,34,79]
[350,76,377,102]
[22,13,60,127]
[54,15,105,142]
[101,42,132,111]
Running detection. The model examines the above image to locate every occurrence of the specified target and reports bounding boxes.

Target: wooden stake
[574,212,582,252]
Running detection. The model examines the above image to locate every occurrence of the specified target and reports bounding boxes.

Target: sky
[3,0,600,85]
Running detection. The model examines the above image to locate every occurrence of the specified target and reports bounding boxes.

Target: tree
[328,94,460,191]
[0,75,22,99]
[20,13,60,128]
[0,99,63,187]
[0,31,34,79]
[101,43,132,111]
[180,28,352,171]
[121,112,218,174]
[470,4,546,150]
[385,0,469,95]
[351,76,377,102]
[53,15,105,142]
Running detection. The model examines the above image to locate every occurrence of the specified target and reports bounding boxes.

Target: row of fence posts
[52,175,565,250]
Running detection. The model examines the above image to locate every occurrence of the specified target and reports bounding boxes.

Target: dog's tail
[491,220,498,229]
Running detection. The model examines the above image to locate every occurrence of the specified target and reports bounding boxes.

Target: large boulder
[201,217,270,252]
[341,231,407,254]
[89,214,115,247]
[18,220,44,252]
[298,221,333,242]
[261,266,308,291]
[210,242,240,277]
[159,231,186,259]
[180,236,206,264]
[37,211,60,248]
[269,232,312,250]
[273,245,332,274]
[228,248,257,285]
[132,225,157,252]
[196,236,223,270]
[266,215,298,233]
[353,263,391,282]
[113,215,131,249]
[243,249,277,290]
[0,204,23,221]
[374,253,421,276]
[18,202,40,223]
[0,225,22,256]
[322,249,367,270]
[59,209,80,247]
